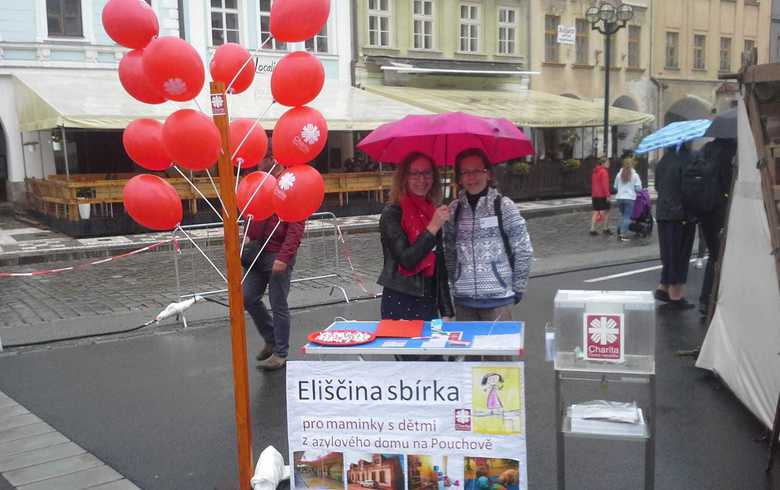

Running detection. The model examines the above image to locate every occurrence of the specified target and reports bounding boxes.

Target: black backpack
[681,151,722,217]
[453,195,515,270]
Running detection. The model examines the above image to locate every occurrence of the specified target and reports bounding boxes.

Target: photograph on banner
[293,450,345,489]
[345,453,405,490]
[287,361,527,490]
[407,455,463,490]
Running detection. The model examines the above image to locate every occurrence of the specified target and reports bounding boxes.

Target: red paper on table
[375,319,424,338]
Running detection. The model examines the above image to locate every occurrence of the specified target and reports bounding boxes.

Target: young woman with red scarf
[377,152,454,321]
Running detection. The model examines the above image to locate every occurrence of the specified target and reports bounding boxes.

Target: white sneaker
[694,257,707,269]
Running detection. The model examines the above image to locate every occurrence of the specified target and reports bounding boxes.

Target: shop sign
[557,25,576,45]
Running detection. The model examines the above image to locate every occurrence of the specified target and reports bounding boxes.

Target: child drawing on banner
[471,366,524,436]
[482,373,504,415]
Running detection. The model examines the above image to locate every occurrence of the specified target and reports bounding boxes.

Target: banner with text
[287,361,527,490]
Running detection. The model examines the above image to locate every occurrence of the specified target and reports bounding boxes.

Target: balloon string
[176,225,228,283]
[193,96,207,115]
[241,220,280,285]
[226,33,273,94]
[173,165,223,222]
[231,100,276,195]
[238,162,277,223]
[239,215,253,259]
[205,169,228,216]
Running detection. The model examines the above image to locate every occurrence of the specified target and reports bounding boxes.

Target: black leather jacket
[377,204,454,318]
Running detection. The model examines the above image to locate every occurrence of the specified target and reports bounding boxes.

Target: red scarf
[399,194,436,277]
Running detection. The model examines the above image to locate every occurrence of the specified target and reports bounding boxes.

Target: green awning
[13,69,432,132]
[364,85,655,128]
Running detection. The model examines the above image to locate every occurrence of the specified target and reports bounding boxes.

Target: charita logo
[163,78,187,96]
[292,124,320,153]
[278,172,296,191]
[583,313,624,362]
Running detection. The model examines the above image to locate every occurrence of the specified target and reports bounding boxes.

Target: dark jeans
[657,220,696,285]
[242,252,293,358]
[698,210,724,305]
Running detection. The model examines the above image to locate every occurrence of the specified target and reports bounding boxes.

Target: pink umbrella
[356,112,534,166]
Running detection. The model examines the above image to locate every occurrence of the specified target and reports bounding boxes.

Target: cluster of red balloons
[110,0,331,230]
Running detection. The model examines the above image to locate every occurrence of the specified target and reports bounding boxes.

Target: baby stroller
[629,188,654,237]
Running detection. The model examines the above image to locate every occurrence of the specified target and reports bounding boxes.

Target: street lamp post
[586,2,634,158]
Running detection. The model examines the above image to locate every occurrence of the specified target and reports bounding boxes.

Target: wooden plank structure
[25,170,396,222]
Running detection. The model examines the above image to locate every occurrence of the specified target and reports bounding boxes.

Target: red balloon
[229,119,268,169]
[237,171,277,220]
[118,50,166,104]
[271,106,328,166]
[162,109,221,171]
[272,165,325,222]
[271,0,330,42]
[123,119,172,171]
[210,43,255,94]
[123,174,182,231]
[143,37,204,101]
[271,51,325,107]
[102,0,159,49]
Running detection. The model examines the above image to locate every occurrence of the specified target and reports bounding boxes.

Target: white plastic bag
[251,445,290,490]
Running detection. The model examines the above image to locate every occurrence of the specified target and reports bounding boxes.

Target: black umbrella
[704,107,737,139]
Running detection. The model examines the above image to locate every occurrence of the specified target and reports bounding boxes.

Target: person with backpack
[613,157,643,241]
[683,138,737,315]
[443,148,533,321]
[654,147,697,310]
[590,157,612,236]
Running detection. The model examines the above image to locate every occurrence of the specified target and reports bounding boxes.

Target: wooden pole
[209,81,253,490]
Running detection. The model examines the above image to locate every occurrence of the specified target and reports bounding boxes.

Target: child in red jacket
[590,158,613,235]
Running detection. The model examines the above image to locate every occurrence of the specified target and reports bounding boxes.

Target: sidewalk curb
[0,202,596,267]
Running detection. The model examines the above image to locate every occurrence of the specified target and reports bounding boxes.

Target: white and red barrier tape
[0,238,175,278]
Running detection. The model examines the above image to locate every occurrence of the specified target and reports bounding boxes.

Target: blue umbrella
[634,119,712,154]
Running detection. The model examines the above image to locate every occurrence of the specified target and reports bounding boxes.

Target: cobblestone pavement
[0,210,671,335]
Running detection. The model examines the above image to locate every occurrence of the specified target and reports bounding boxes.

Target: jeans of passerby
[697,210,724,307]
[616,199,635,236]
[242,252,293,358]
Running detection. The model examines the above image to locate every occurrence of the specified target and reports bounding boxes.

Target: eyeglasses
[460,169,487,178]
[408,170,434,179]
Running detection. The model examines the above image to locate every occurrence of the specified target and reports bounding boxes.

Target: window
[743,38,755,62]
[665,31,679,68]
[459,3,480,52]
[211,0,239,46]
[545,15,560,62]
[46,0,83,38]
[413,0,434,50]
[627,25,640,68]
[259,0,286,50]
[720,36,732,71]
[693,34,706,69]
[305,25,329,53]
[368,0,391,47]
[497,7,518,55]
[575,19,589,64]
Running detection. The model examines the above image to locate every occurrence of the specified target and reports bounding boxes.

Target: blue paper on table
[634,119,712,154]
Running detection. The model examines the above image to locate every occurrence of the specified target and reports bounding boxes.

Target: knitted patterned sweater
[443,187,533,301]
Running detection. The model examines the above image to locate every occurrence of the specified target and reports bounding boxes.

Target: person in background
[242,212,304,371]
[693,138,737,315]
[654,147,696,310]
[444,148,533,321]
[590,158,612,236]
[613,157,643,242]
[377,152,454,321]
